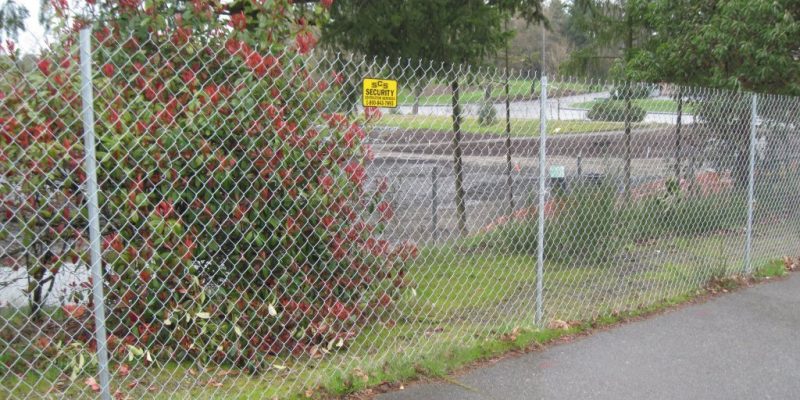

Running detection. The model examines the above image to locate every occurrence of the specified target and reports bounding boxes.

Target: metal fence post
[535,76,548,327]
[744,93,758,274]
[79,28,113,400]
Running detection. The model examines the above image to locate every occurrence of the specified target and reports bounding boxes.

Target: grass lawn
[570,98,696,114]
[377,114,636,136]
[5,221,795,399]
[396,80,603,105]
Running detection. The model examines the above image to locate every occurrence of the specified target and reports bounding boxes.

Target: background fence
[2,27,800,399]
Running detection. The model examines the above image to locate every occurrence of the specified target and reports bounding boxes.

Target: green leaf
[195,311,211,319]
[127,345,144,357]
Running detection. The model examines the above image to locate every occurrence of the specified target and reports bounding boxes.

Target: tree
[323,0,547,111]
[560,0,653,195]
[560,0,649,78]
[322,0,546,236]
[0,0,28,41]
[504,0,570,74]
[626,0,800,187]
[626,0,800,95]
[323,0,545,64]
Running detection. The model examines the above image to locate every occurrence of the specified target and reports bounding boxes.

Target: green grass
[322,253,789,397]
[377,114,634,136]
[5,222,796,399]
[396,80,603,105]
[754,259,788,279]
[571,98,696,114]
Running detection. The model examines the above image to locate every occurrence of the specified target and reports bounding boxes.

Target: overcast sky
[16,0,46,53]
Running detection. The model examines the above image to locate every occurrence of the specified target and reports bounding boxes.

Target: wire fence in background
[2,27,800,399]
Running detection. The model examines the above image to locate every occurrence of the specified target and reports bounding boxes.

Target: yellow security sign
[362,78,398,108]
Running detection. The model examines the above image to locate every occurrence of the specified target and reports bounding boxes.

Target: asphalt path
[378,273,800,400]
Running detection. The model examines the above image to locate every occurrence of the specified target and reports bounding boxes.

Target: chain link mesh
[2,27,800,399]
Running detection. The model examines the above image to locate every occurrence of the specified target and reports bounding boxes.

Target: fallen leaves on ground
[205,378,224,388]
[353,368,369,383]
[783,256,797,271]
[424,327,444,337]
[501,327,521,341]
[117,364,130,377]
[547,319,570,330]
[35,336,51,349]
[217,370,239,377]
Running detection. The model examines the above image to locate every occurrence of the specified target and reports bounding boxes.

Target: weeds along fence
[2,27,800,399]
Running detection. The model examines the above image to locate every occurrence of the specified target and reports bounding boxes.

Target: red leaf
[230,12,247,30]
[154,200,174,218]
[37,59,51,76]
[139,270,152,283]
[378,292,392,307]
[84,377,101,393]
[329,301,352,321]
[319,175,334,191]
[295,31,317,55]
[35,336,51,349]
[377,201,394,221]
[62,304,87,319]
[117,363,131,377]
[101,63,115,78]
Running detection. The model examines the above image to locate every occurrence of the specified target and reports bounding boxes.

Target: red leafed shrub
[0,29,87,322]
[1,0,411,371]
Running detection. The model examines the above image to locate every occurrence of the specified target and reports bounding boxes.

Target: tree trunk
[623,15,634,198]
[451,74,468,236]
[504,47,514,214]
[690,152,697,194]
[31,278,43,321]
[624,91,632,197]
[29,263,45,322]
[675,87,683,180]
[530,70,536,96]
[412,83,421,115]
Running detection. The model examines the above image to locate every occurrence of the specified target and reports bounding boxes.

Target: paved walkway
[378,273,800,400]
[393,92,694,125]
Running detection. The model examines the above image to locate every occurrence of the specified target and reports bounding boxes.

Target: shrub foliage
[0,0,415,370]
[587,100,647,122]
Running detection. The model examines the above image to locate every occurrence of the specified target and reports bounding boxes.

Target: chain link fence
[2,26,800,399]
